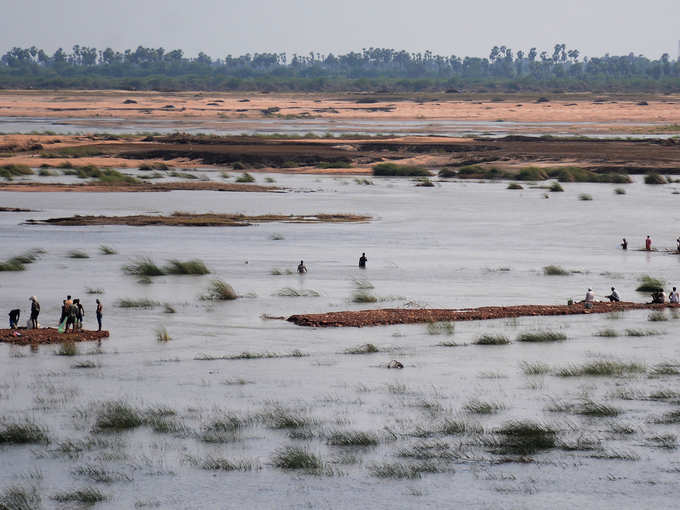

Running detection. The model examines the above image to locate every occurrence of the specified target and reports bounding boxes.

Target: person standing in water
[621,238,628,250]
[670,287,680,304]
[297,260,307,273]
[645,235,652,251]
[96,299,103,331]
[359,252,367,268]
[29,296,40,329]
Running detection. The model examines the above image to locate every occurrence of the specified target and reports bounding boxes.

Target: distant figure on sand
[29,296,40,329]
[96,299,103,331]
[645,235,652,251]
[670,287,680,304]
[621,238,628,250]
[359,252,367,268]
[676,237,680,253]
[74,299,84,331]
[297,260,307,273]
[584,288,595,303]
[650,289,667,304]
[606,287,620,302]
[8,309,20,329]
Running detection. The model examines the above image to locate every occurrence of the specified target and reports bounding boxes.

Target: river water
[1,167,680,508]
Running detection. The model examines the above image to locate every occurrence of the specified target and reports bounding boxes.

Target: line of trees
[1,44,679,92]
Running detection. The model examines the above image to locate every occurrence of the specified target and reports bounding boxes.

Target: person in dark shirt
[96,299,103,331]
[297,260,307,273]
[621,238,627,250]
[359,252,367,268]
[29,296,40,329]
[9,309,20,329]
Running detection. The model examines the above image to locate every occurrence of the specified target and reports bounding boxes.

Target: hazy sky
[2,0,679,59]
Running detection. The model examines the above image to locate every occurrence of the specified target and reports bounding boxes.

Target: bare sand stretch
[1,90,680,129]
[0,328,109,345]
[287,302,677,328]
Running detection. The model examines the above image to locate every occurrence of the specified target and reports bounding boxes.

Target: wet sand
[287,302,678,327]
[0,181,279,193]
[0,328,109,345]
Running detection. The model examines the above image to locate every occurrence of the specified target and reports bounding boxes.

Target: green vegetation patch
[373,162,431,177]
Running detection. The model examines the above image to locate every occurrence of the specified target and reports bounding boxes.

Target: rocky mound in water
[0,328,109,345]
[288,302,676,328]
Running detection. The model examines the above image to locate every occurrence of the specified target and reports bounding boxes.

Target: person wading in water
[359,252,367,268]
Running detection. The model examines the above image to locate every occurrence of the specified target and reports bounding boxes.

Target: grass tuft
[595,329,619,337]
[272,446,321,470]
[636,275,665,292]
[516,331,566,342]
[117,298,159,309]
[556,360,646,377]
[202,279,238,300]
[164,259,210,275]
[52,488,108,504]
[578,193,593,201]
[426,321,455,335]
[439,419,483,435]
[625,328,662,337]
[543,265,569,276]
[0,421,48,444]
[490,420,557,455]
[463,399,505,414]
[520,361,551,376]
[648,311,668,322]
[327,430,379,447]
[372,162,431,177]
[344,343,379,354]
[277,287,320,297]
[474,334,510,345]
[56,341,78,356]
[155,327,171,343]
[369,461,439,479]
[123,257,165,277]
[68,250,90,259]
[93,401,144,431]
[0,485,41,510]
[351,290,378,303]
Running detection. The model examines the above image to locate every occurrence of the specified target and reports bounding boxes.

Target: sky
[1,0,679,59]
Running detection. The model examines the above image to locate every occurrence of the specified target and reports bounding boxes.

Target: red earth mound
[0,328,109,345]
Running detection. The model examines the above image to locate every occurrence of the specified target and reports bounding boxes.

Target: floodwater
[2,171,680,509]
[0,115,673,139]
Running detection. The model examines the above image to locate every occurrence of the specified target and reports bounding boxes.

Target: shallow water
[2,174,680,508]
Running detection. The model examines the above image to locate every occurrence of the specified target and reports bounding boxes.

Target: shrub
[549,181,564,192]
[372,162,431,177]
[438,168,458,178]
[203,279,238,300]
[235,172,255,183]
[645,173,667,185]
[507,182,523,189]
[94,401,144,431]
[272,447,321,470]
[636,275,665,292]
[474,334,510,345]
[0,164,33,180]
[516,167,548,181]
[543,265,569,276]
[99,245,117,255]
[516,331,566,342]
[579,193,593,201]
[123,257,165,277]
[164,259,210,275]
[352,291,377,303]
[415,177,435,187]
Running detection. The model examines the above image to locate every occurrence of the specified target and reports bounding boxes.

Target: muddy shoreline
[0,328,109,345]
[287,302,677,328]
[0,181,279,193]
[27,213,371,227]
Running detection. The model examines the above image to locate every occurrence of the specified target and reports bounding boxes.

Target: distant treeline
[1,44,680,92]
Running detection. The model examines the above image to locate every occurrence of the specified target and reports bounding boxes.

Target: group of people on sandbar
[582,286,680,305]
[621,236,680,252]
[7,295,103,332]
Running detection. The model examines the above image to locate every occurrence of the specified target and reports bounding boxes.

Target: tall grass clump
[549,181,564,192]
[117,298,158,309]
[56,341,79,356]
[644,173,667,185]
[648,311,668,322]
[614,187,627,195]
[0,484,41,510]
[596,329,619,337]
[99,245,117,255]
[579,193,593,201]
[327,430,380,447]
[426,321,455,335]
[272,446,322,470]
[351,290,377,303]
[123,257,165,277]
[52,488,108,504]
[556,360,646,377]
[543,265,569,276]
[372,162,431,177]
[516,331,566,342]
[520,361,551,375]
[155,327,171,343]
[0,249,42,271]
[164,259,210,275]
[636,275,665,292]
[235,172,255,183]
[490,420,557,455]
[93,401,144,431]
[276,287,319,297]
[0,421,48,444]
[463,399,505,414]
[369,462,439,479]
[625,329,662,337]
[344,343,379,354]
[68,250,89,259]
[0,164,33,180]
[507,182,523,190]
[474,334,510,345]
[202,279,238,300]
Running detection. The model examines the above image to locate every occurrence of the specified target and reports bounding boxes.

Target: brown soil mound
[0,328,109,345]
[28,213,371,227]
[287,302,675,328]
[0,181,278,193]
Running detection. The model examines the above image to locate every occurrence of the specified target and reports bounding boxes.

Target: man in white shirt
[585,288,595,302]
[670,287,680,304]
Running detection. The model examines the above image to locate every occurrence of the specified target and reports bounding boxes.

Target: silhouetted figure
[297,260,307,273]
[670,287,679,304]
[29,296,40,329]
[621,238,628,250]
[74,299,84,331]
[606,287,620,302]
[8,309,20,329]
[96,299,103,331]
[646,235,652,251]
[359,252,367,268]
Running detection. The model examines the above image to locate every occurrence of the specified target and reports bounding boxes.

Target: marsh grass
[164,259,210,275]
[270,233,285,240]
[369,461,440,479]
[648,311,668,322]
[52,488,107,504]
[436,340,460,347]
[202,279,238,300]
[474,334,510,345]
[520,361,551,375]
[56,341,78,356]
[463,399,505,414]
[272,447,322,470]
[344,343,379,354]
[507,183,523,189]
[236,172,255,183]
[579,193,593,201]
[353,279,374,289]
[645,173,667,185]
[123,257,165,277]
[490,420,557,455]
[72,465,132,483]
[556,360,646,377]
[0,249,43,271]
[398,440,454,460]
[68,250,90,259]
[426,321,455,336]
[276,287,320,297]
[163,303,176,314]
[71,360,96,369]
[652,410,680,424]
[595,329,619,337]
[351,290,378,303]
[649,362,680,376]
[543,265,570,276]
[516,331,566,342]
[260,406,313,429]
[549,181,564,192]
[625,329,662,337]
[373,163,431,177]
[85,287,104,294]
[270,268,293,275]
[93,401,144,431]
[99,245,117,255]
[195,350,307,361]
[327,430,379,447]
[636,275,665,292]
[439,419,483,435]
[575,400,621,417]
[647,434,677,449]
[190,455,258,471]
[0,422,48,444]
[155,327,171,343]
[0,485,41,510]
[614,187,626,195]
[117,298,159,309]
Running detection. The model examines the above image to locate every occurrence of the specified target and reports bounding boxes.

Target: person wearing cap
[29,296,40,329]
[584,288,595,303]
[670,287,680,304]
[606,287,620,302]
